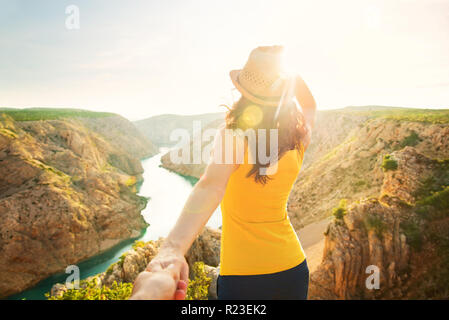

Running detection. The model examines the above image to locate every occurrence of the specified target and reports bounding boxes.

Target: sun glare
[240,105,264,128]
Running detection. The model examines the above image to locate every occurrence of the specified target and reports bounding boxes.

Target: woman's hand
[129,249,189,300]
[129,268,188,300]
[147,247,189,278]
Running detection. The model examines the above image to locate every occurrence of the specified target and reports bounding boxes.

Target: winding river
[8,151,222,300]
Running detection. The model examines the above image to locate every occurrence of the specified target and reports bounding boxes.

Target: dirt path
[296,218,331,273]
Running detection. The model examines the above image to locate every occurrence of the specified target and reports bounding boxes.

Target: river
[8,151,221,300]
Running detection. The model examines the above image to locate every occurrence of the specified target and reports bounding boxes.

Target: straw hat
[230,45,294,107]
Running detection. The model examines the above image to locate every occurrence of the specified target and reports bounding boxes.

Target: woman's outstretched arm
[130,127,239,299]
[295,75,316,149]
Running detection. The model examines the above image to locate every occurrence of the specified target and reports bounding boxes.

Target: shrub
[401,221,423,251]
[46,279,133,300]
[332,199,348,220]
[132,240,146,251]
[381,154,398,171]
[399,130,421,148]
[185,262,212,300]
[105,262,116,275]
[364,215,387,238]
[416,186,449,220]
[117,253,127,267]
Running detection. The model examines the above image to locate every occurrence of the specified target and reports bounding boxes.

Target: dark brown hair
[225,96,307,184]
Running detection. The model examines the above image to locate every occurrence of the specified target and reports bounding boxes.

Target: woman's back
[219,143,306,275]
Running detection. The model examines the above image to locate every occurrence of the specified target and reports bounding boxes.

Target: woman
[130,45,316,300]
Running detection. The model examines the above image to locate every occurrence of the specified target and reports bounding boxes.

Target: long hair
[225,96,307,184]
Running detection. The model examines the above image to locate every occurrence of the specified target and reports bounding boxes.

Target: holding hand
[129,248,189,300]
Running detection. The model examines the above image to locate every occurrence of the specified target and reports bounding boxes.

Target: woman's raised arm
[295,75,316,150]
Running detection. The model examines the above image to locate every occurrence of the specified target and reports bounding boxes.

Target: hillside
[158,106,449,229]
[0,109,158,298]
[134,112,225,147]
[155,106,449,298]
[310,146,449,299]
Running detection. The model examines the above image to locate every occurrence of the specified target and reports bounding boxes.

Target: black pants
[217,259,309,300]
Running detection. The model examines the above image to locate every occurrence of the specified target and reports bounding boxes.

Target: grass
[340,106,449,124]
[0,107,116,121]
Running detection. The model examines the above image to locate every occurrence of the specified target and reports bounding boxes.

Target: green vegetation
[0,127,18,139]
[401,220,423,250]
[413,159,449,220]
[0,108,116,121]
[185,262,212,300]
[117,253,127,267]
[399,130,422,148]
[381,154,398,171]
[341,106,449,124]
[46,279,133,300]
[132,240,146,251]
[105,262,116,276]
[352,179,370,192]
[416,186,449,220]
[363,214,387,238]
[332,199,348,221]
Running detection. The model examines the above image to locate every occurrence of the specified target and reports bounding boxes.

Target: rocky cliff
[0,111,157,298]
[309,147,449,299]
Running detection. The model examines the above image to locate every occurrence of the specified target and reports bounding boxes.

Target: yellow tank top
[219,142,306,275]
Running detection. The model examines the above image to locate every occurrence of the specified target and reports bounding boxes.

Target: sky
[0,0,448,121]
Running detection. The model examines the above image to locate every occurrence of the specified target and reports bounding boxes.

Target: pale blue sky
[1,0,448,120]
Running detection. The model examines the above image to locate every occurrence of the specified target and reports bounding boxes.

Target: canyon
[3,106,449,299]
[0,110,157,298]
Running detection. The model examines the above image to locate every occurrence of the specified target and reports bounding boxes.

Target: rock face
[309,147,449,299]
[0,113,157,298]
[288,115,449,229]
[185,227,221,270]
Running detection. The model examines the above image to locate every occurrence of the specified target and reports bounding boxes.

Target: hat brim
[230,69,291,107]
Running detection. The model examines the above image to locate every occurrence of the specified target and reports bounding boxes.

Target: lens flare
[240,105,264,128]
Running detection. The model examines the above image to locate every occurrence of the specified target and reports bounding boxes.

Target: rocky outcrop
[0,113,157,298]
[50,227,221,300]
[309,147,449,299]
[288,117,449,229]
[185,227,221,270]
